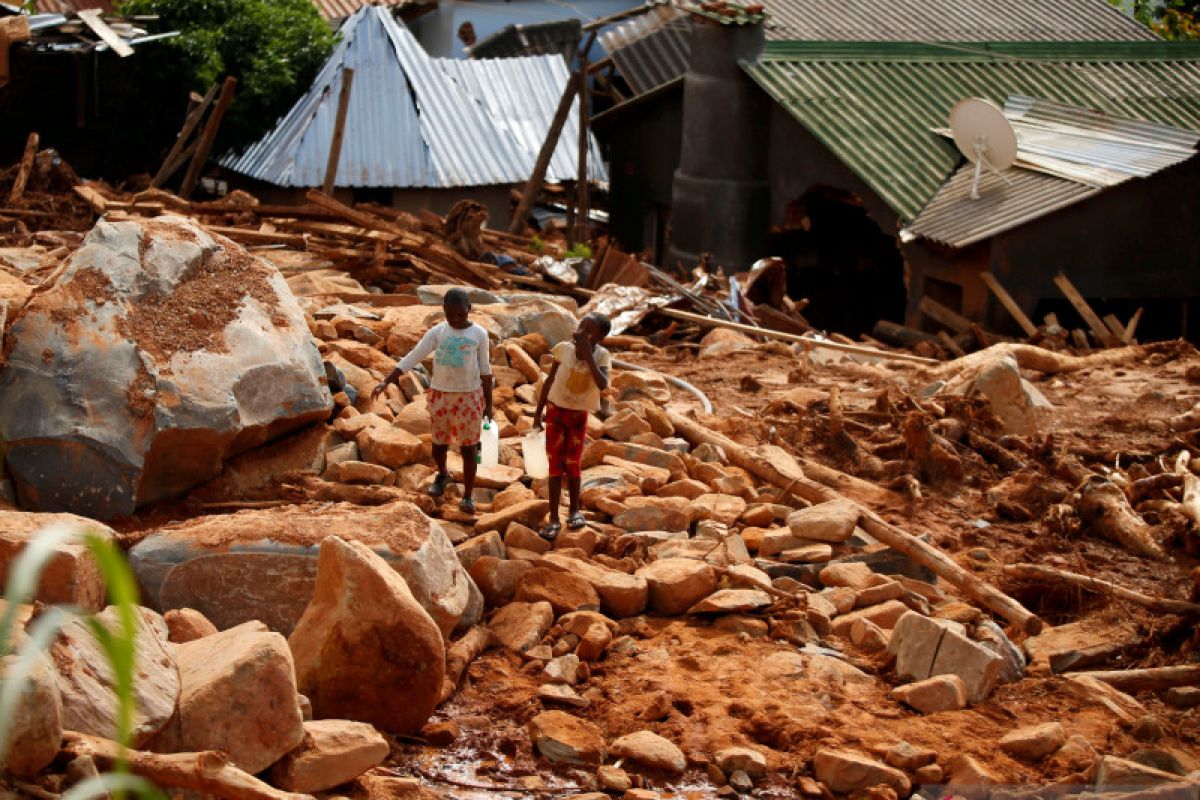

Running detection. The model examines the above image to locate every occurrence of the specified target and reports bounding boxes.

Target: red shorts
[546,402,589,478]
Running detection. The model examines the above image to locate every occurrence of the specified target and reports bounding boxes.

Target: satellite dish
[949,98,1017,200]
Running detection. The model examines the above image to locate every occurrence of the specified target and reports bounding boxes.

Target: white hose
[611,357,713,414]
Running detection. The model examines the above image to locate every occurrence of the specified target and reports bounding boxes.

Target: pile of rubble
[0,146,1199,800]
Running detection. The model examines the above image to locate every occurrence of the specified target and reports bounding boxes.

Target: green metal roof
[743,41,1200,221]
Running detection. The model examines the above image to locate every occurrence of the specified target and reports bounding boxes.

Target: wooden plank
[918,294,972,334]
[1125,307,1144,341]
[322,68,355,195]
[656,307,938,365]
[978,271,1037,337]
[77,10,133,57]
[331,292,420,307]
[1102,313,1132,344]
[509,66,579,233]
[7,132,38,203]
[180,76,237,199]
[73,185,109,214]
[152,82,219,188]
[573,53,590,246]
[1054,272,1119,347]
[305,190,414,238]
[937,330,966,358]
[1071,328,1091,350]
[204,226,308,247]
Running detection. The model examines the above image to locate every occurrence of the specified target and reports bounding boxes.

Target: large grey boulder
[0,216,332,519]
[128,501,480,638]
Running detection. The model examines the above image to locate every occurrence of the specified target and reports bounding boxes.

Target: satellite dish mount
[948,98,1017,200]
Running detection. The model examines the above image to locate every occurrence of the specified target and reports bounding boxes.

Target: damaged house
[594,0,1200,339]
[221,5,605,224]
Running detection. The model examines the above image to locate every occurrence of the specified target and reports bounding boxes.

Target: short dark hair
[584,313,612,339]
[443,288,471,309]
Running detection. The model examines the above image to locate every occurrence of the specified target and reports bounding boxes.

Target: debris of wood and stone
[0,144,1198,800]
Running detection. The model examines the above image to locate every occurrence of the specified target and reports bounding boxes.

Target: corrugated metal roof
[223,6,605,189]
[906,94,1197,247]
[744,41,1200,222]
[762,0,1155,42]
[600,0,1156,101]
[904,166,1100,248]
[468,18,580,59]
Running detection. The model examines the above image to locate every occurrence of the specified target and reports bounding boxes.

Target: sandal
[539,521,561,542]
[428,472,450,498]
[459,496,476,514]
[566,511,587,530]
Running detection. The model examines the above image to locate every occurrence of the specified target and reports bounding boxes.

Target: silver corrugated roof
[906,94,1198,248]
[223,6,605,189]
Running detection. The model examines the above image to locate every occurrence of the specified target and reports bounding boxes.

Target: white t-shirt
[547,341,611,412]
[397,321,492,392]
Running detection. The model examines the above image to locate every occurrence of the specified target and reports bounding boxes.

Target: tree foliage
[119,0,336,152]
[1112,0,1200,39]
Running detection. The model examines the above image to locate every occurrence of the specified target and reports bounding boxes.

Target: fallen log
[666,409,1043,633]
[62,732,314,800]
[967,431,1026,472]
[926,342,1148,379]
[1003,564,1200,616]
[1076,475,1166,560]
[439,625,496,704]
[1068,665,1200,693]
[7,132,38,204]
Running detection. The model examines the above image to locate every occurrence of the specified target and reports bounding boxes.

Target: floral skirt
[427,387,485,447]
[546,402,589,478]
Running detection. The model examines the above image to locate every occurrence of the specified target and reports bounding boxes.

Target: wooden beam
[7,132,38,203]
[654,307,938,365]
[918,294,972,334]
[1054,272,1119,347]
[1125,307,1144,342]
[509,67,579,233]
[1102,313,1132,345]
[1002,564,1200,617]
[979,271,1037,338]
[180,76,238,199]
[573,54,591,246]
[152,82,219,188]
[1068,665,1200,693]
[304,190,415,239]
[322,68,355,195]
[77,9,133,57]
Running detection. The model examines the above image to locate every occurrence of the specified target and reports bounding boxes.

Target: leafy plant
[565,242,593,260]
[0,524,160,800]
[117,0,337,152]
[1110,0,1200,38]
[530,235,546,254]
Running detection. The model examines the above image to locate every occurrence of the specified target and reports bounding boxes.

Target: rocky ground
[0,178,1198,800]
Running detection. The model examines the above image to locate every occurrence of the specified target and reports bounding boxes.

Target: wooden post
[655,307,938,365]
[1125,307,1144,342]
[508,70,580,234]
[180,76,237,199]
[152,82,219,188]
[322,68,355,195]
[979,272,1038,338]
[918,295,972,334]
[1054,272,1119,347]
[7,132,38,203]
[574,54,590,246]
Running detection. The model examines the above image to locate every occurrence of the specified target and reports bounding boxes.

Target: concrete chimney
[666,11,769,273]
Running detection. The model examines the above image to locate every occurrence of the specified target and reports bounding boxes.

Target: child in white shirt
[373,289,493,512]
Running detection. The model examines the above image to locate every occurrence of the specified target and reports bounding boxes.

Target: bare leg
[547,476,562,527]
[432,443,449,476]
[567,476,582,517]
[461,444,478,509]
